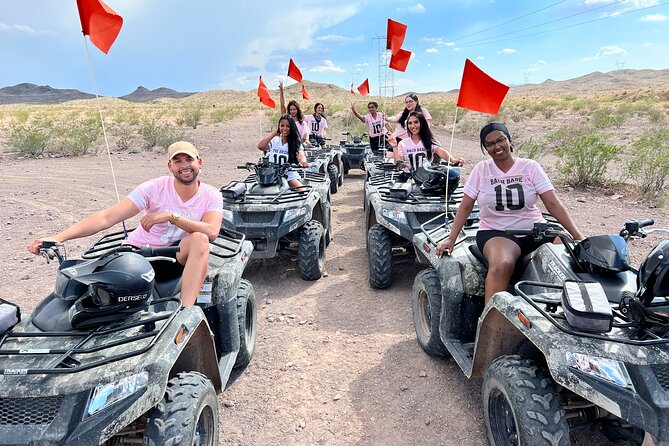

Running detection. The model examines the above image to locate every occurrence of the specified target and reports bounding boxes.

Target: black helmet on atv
[637,240,669,304]
[574,234,631,273]
[419,170,460,196]
[256,159,287,186]
[67,252,155,329]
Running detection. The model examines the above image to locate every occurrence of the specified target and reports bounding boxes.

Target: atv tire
[337,159,344,186]
[298,220,326,280]
[483,355,571,446]
[412,269,449,357]
[323,200,332,246]
[234,279,257,369]
[145,372,218,446]
[343,158,350,175]
[368,224,393,289]
[327,164,339,194]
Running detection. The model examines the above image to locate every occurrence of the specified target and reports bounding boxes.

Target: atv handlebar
[505,222,566,242]
[138,245,180,258]
[619,219,655,240]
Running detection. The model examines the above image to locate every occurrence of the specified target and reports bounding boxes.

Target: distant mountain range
[1,68,668,105]
[0,84,196,105]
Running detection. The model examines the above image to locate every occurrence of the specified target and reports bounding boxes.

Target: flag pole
[82,36,128,236]
[445,106,460,227]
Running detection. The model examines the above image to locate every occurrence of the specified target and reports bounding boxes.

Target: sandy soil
[0,111,667,445]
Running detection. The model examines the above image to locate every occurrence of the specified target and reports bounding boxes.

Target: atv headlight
[382,209,407,225]
[566,352,634,390]
[86,372,148,417]
[222,209,234,224]
[284,207,308,222]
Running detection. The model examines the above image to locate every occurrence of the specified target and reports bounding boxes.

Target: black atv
[220,159,331,280]
[0,227,257,445]
[412,217,669,445]
[364,161,471,289]
[307,133,344,194]
[340,132,380,174]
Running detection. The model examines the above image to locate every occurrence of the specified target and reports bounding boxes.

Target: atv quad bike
[220,159,331,280]
[412,216,669,446]
[0,227,258,445]
[364,161,471,289]
[307,133,344,194]
[340,132,388,175]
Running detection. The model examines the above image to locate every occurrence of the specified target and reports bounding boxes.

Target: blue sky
[0,0,667,97]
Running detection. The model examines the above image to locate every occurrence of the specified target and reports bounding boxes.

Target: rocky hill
[0,83,95,104]
[119,86,196,102]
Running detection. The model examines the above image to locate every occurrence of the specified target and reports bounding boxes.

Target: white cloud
[595,45,627,57]
[316,34,364,43]
[497,48,517,54]
[356,62,370,67]
[643,42,653,46]
[477,56,485,60]
[527,60,548,72]
[426,48,438,54]
[408,3,426,13]
[420,37,455,46]
[310,60,345,73]
[639,14,667,22]
[0,23,56,35]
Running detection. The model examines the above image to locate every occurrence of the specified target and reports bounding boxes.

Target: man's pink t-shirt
[364,112,387,137]
[463,158,554,231]
[391,108,432,140]
[126,176,223,247]
[396,137,440,170]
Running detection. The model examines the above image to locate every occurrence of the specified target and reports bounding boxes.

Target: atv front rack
[82,227,247,260]
[375,184,466,205]
[222,173,320,205]
[515,281,669,346]
[0,298,180,375]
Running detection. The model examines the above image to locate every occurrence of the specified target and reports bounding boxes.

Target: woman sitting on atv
[304,103,328,147]
[435,123,584,304]
[257,114,309,188]
[386,93,432,146]
[394,111,464,171]
[279,80,309,144]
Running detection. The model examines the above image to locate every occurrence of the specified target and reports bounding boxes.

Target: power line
[454,1,669,50]
[455,0,628,47]
[448,0,568,42]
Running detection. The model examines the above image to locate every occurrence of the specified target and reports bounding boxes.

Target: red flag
[301,83,310,100]
[287,58,303,82]
[76,0,123,54]
[386,19,407,55]
[389,49,412,72]
[350,83,355,95]
[257,76,276,109]
[357,79,370,97]
[457,59,510,115]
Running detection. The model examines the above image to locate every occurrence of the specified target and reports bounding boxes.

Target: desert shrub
[590,108,625,128]
[113,122,140,151]
[49,116,102,156]
[209,106,245,123]
[7,120,52,157]
[12,109,32,124]
[548,126,622,187]
[629,128,669,196]
[140,117,184,150]
[176,105,204,129]
[514,138,544,161]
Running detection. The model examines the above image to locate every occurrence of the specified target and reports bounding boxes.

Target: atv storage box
[562,280,613,333]
[0,299,19,335]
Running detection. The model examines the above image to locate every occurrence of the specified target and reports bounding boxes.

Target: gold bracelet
[169,212,180,225]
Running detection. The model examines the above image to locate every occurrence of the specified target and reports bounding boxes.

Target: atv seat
[469,244,534,284]
[151,259,183,299]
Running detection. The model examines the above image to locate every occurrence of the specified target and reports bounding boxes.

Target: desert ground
[1,81,668,445]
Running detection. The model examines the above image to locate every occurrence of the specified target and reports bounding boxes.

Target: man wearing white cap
[28,141,223,306]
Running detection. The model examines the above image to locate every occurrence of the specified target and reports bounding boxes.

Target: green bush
[176,105,204,129]
[140,117,183,150]
[629,128,669,196]
[7,120,52,157]
[548,126,622,187]
[515,138,544,161]
[50,116,102,156]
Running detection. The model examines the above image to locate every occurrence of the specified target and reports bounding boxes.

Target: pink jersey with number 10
[463,158,554,231]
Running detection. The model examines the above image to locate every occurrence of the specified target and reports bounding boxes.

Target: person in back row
[27,141,223,307]
[279,80,309,144]
[304,103,328,147]
[435,123,584,304]
[351,101,394,154]
[257,114,309,188]
[386,93,432,146]
[394,111,464,171]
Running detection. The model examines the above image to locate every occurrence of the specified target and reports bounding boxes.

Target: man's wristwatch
[169,212,180,225]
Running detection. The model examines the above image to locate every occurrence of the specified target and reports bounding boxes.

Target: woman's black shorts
[476,230,553,256]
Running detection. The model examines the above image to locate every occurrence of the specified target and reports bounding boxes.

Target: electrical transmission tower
[372,35,395,97]
[615,60,626,70]
[523,71,531,84]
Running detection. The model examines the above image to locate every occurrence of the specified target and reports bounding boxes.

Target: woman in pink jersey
[394,111,464,171]
[435,123,583,303]
[351,101,394,153]
[386,94,432,146]
[304,103,328,147]
[279,80,309,144]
